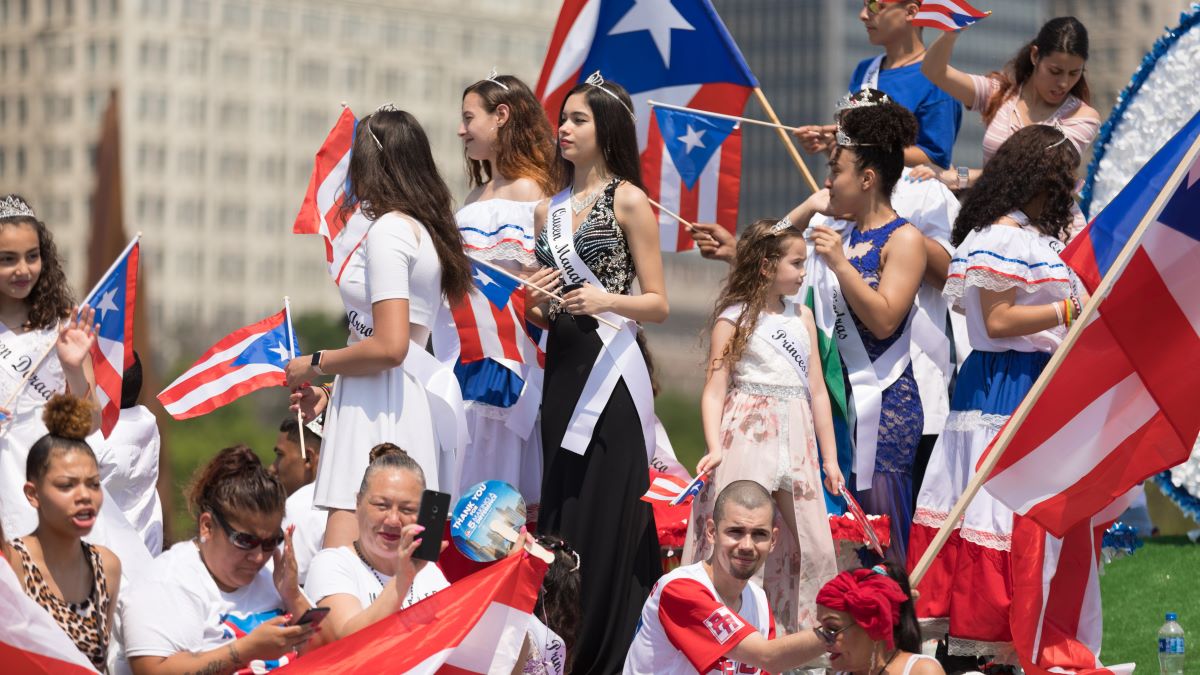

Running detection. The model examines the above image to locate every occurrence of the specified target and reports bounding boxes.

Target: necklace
[352,540,416,606]
[570,185,603,215]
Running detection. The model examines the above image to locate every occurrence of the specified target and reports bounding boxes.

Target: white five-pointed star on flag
[608,0,695,67]
[94,288,119,322]
[269,343,291,363]
[473,267,496,288]
[677,125,707,153]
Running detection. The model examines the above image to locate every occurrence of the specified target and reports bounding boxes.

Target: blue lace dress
[845,217,924,566]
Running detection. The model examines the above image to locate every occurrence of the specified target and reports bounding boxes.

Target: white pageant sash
[402,342,469,494]
[546,190,656,461]
[719,304,810,387]
[861,55,884,90]
[0,326,62,415]
[808,235,914,491]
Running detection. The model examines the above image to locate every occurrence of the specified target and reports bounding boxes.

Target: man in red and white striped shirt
[624,481,827,674]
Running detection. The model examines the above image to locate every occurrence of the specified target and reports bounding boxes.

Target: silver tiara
[0,195,35,220]
[484,67,510,91]
[835,124,879,148]
[584,71,636,121]
[770,217,794,236]
[836,88,892,112]
[365,103,398,151]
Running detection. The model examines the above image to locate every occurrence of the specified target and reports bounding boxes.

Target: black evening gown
[534,180,662,675]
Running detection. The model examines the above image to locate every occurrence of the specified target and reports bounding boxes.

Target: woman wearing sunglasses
[815,562,943,675]
[124,445,316,675]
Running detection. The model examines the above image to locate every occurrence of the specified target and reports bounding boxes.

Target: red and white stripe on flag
[912,0,990,31]
[642,471,692,504]
[642,86,746,253]
[1009,493,1137,675]
[278,553,548,674]
[0,554,97,673]
[291,107,371,286]
[90,241,138,438]
[449,288,540,367]
[982,161,1200,537]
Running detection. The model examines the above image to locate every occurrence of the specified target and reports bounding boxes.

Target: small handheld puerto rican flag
[912,0,990,32]
[86,236,140,438]
[840,485,885,558]
[642,471,708,507]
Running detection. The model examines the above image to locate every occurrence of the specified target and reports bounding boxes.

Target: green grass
[1101,536,1200,671]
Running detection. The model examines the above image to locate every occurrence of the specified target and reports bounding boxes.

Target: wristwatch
[957,166,970,190]
[311,350,326,376]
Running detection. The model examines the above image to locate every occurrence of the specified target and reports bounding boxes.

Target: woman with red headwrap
[815,562,943,675]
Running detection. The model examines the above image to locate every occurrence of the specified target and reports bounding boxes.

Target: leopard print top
[11,537,110,670]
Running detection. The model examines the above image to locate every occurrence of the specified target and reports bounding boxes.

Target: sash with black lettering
[545,189,655,460]
[719,304,810,388]
[0,325,62,417]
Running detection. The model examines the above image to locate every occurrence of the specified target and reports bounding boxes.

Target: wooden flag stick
[646,197,695,232]
[752,88,820,194]
[467,255,623,331]
[909,129,1200,586]
[646,100,804,133]
[282,296,307,461]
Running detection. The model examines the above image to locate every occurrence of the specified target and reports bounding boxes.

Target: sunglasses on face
[209,509,286,552]
[866,0,908,14]
[814,623,854,643]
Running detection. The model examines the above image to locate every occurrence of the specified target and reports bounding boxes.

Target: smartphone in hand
[289,606,330,628]
[413,490,451,563]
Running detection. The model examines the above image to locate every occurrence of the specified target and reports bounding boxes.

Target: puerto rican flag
[157,307,300,420]
[449,261,543,368]
[981,108,1200,538]
[642,470,706,506]
[0,551,97,673]
[85,237,139,438]
[279,553,547,674]
[536,0,756,252]
[912,0,991,32]
[292,106,372,286]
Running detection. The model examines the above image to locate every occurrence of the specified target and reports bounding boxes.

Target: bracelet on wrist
[1053,300,1064,326]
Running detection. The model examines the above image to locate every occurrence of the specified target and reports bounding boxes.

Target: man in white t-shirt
[624,481,827,674]
[271,417,327,585]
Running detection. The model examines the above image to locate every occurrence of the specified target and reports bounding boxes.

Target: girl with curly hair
[0,195,99,538]
[683,218,842,635]
[908,125,1086,664]
[783,99,929,568]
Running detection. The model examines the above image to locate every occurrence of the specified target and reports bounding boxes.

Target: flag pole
[282,296,307,461]
[467,255,622,331]
[752,88,820,193]
[647,100,804,133]
[646,197,695,232]
[909,130,1200,586]
[1,233,143,422]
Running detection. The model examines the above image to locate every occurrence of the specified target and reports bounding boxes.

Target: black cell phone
[413,490,451,563]
[560,283,599,332]
[289,606,330,627]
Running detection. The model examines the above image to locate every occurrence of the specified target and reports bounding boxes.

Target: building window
[217,255,245,281]
[18,46,29,75]
[0,97,6,127]
[0,148,6,177]
[216,202,244,231]
[179,40,207,76]
[138,39,168,70]
[136,194,165,222]
[261,49,285,84]
[219,48,249,78]
[181,0,208,23]
[221,0,248,27]
[301,10,326,37]
[217,100,248,127]
[176,198,205,226]
[342,63,364,93]
[217,152,247,180]
[262,4,288,34]
[136,91,167,122]
[180,95,207,127]
[298,60,328,87]
[178,147,206,176]
[16,147,26,177]
[17,96,28,126]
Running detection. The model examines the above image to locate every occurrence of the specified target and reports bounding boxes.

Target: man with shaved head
[624,481,828,674]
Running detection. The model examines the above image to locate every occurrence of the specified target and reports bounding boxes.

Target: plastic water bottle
[1157,612,1185,674]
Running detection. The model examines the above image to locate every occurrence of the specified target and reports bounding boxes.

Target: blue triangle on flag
[87,256,129,343]
[471,261,521,310]
[655,107,737,191]
[232,321,299,368]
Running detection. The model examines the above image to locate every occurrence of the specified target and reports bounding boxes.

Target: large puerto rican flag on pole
[292,106,372,286]
[981,108,1200,538]
[0,552,97,673]
[85,236,139,438]
[278,553,547,674]
[536,0,757,252]
[157,307,300,420]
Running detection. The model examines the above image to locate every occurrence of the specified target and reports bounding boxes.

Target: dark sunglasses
[209,509,286,552]
[866,0,909,14]
[814,624,854,643]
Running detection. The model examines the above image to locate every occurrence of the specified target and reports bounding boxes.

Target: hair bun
[42,394,94,441]
[368,442,408,464]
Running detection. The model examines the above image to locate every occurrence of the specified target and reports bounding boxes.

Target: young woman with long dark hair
[286,107,472,548]
[909,125,1085,664]
[528,73,668,674]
